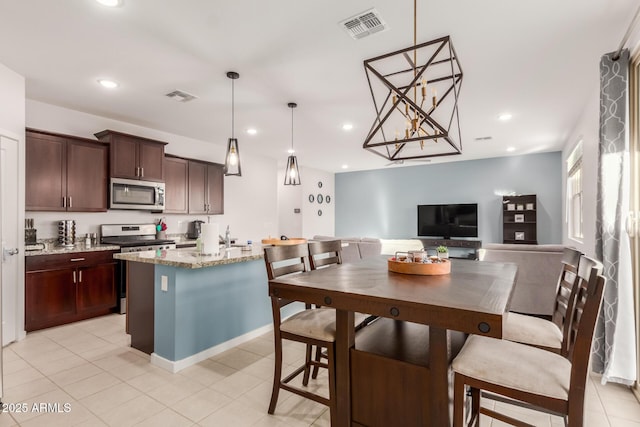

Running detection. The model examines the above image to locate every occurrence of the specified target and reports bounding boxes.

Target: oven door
[110,178,165,210]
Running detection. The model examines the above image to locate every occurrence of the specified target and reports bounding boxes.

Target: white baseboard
[150,323,274,373]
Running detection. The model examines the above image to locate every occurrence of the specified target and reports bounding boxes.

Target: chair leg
[302,344,313,386]
[453,373,465,427]
[268,337,283,414]
[326,342,337,427]
[471,387,480,427]
[312,345,322,379]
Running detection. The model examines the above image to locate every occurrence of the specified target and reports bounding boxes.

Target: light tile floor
[0,314,637,426]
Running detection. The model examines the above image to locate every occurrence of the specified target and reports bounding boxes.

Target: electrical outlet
[161,275,168,292]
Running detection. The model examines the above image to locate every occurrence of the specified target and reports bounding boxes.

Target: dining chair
[263,243,338,420]
[451,255,605,427]
[307,240,374,380]
[502,247,582,355]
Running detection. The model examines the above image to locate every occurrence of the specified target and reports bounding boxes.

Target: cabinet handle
[62,197,66,208]
[79,270,82,283]
[135,166,139,177]
[140,167,144,177]
[68,196,72,208]
[73,271,76,283]
[70,258,85,262]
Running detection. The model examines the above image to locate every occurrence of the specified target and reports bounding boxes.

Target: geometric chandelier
[362,1,463,161]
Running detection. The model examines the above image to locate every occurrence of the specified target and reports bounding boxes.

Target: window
[566,140,583,240]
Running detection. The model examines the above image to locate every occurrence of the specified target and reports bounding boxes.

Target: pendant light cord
[231,78,235,139]
[291,106,294,151]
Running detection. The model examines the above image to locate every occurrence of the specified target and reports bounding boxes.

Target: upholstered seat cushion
[503,312,562,349]
[452,335,571,400]
[281,309,369,342]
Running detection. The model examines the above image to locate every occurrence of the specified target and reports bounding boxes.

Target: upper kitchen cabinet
[188,160,224,214]
[94,130,166,182]
[26,129,108,212]
[164,155,189,214]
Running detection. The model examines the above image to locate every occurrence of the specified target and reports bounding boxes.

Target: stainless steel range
[101,223,176,313]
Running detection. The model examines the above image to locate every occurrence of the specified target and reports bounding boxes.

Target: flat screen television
[417,203,478,239]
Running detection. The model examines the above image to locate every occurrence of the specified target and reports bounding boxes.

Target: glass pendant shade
[224,71,242,176]
[284,154,301,185]
[283,102,301,185]
[224,138,241,176]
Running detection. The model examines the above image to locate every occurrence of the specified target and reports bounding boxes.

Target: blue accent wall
[335,152,562,244]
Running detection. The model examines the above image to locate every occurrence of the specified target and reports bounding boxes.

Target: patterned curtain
[592,49,637,385]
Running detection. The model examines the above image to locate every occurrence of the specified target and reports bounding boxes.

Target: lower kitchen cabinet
[25,251,118,331]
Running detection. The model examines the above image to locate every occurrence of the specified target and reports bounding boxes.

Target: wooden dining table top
[268,256,518,337]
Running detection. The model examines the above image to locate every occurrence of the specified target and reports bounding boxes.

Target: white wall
[26,100,279,244]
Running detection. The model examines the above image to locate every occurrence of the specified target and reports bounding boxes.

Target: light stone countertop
[113,246,263,269]
[24,243,120,257]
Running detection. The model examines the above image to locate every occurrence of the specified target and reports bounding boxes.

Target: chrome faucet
[224,225,231,249]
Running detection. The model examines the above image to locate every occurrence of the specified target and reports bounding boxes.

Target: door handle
[2,248,19,261]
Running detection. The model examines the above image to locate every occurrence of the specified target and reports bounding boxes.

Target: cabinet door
[67,139,108,212]
[138,141,164,182]
[25,132,66,211]
[206,163,224,214]
[25,269,76,331]
[188,160,207,214]
[110,134,139,179]
[164,157,189,213]
[76,263,116,313]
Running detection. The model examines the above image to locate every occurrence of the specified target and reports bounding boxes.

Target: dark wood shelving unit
[502,194,537,244]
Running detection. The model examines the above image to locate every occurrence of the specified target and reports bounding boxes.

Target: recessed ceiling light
[246,128,257,135]
[342,123,354,131]
[98,79,118,89]
[96,0,122,7]
[342,164,349,169]
[506,146,516,152]
[498,113,513,121]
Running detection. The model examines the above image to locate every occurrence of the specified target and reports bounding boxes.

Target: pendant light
[284,102,301,185]
[224,71,241,176]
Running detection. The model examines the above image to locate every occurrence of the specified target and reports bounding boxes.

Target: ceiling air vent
[339,8,387,40]
[474,136,493,141]
[165,90,198,103]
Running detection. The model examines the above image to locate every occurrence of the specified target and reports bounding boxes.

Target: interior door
[1,134,19,344]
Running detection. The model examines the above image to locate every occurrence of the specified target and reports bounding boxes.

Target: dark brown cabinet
[502,194,537,244]
[94,130,166,182]
[25,251,118,331]
[188,160,224,214]
[26,129,108,212]
[164,156,189,213]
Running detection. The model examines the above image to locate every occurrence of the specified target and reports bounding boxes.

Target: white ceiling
[0,0,637,173]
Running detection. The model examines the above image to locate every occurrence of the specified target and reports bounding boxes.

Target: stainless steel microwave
[110,178,165,211]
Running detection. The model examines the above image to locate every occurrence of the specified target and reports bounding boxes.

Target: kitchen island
[115,246,294,372]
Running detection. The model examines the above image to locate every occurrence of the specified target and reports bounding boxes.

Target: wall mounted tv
[417,203,478,239]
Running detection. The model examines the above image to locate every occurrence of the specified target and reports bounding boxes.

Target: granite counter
[113,246,262,269]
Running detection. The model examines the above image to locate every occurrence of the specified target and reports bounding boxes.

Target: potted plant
[436,245,449,259]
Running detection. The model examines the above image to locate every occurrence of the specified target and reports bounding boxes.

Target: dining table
[268,255,517,426]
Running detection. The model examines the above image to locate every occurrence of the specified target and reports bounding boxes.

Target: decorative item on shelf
[224,71,242,176]
[506,203,515,211]
[517,204,524,211]
[308,194,314,203]
[325,195,331,203]
[436,245,449,259]
[317,194,323,204]
[318,209,323,216]
[362,0,463,162]
[156,218,167,239]
[514,214,525,223]
[284,102,301,185]
[526,203,535,210]
[514,231,525,240]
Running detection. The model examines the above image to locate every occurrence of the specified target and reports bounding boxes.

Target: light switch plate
[161,275,168,292]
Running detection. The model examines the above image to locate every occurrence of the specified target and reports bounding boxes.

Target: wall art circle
[325,195,331,203]
[318,209,323,216]
[317,194,323,204]
[308,194,314,203]
[317,181,323,188]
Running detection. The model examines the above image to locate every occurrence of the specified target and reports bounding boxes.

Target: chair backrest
[308,240,342,270]
[263,244,309,280]
[567,256,605,404]
[551,247,582,354]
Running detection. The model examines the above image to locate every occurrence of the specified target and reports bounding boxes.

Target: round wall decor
[318,181,323,188]
[308,194,314,203]
[318,209,323,216]
[317,194,323,204]
[325,195,331,203]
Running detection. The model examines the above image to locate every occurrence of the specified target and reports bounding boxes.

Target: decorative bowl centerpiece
[388,251,451,275]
